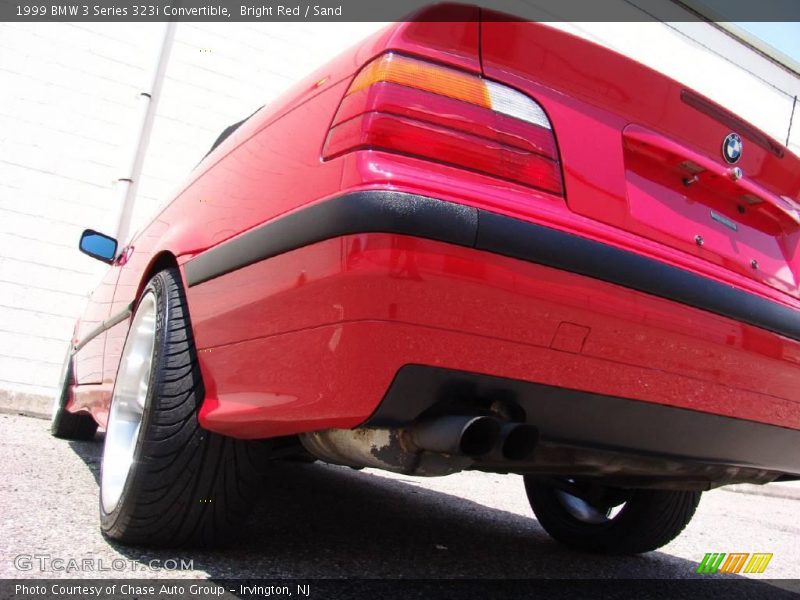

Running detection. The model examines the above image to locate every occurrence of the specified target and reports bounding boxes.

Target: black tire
[524,477,701,554]
[100,268,265,547]
[50,351,98,440]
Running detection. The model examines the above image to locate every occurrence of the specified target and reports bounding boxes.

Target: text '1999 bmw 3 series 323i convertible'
[52,4,800,553]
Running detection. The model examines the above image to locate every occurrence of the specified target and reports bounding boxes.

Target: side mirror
[79,229,118,264]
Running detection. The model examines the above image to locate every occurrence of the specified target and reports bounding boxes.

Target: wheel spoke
[101,292,157,514]
[555,488,614,525]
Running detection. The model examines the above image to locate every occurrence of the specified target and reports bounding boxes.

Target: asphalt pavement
[1,413,798,598]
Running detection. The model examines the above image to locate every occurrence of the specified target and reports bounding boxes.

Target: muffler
[299,414,502,476]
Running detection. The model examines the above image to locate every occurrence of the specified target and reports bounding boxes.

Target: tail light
[323,53,563,196]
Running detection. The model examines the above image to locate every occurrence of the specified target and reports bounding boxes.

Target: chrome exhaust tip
[410,415,501,457]
[499,423,538,461]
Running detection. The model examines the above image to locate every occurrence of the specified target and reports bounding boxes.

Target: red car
[52,6,800,553]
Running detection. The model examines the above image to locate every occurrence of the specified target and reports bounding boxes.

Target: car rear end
[186,7,800,494]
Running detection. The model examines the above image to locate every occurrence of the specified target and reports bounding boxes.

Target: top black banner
[1,0,799,22]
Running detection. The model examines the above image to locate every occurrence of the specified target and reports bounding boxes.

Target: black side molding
[185,192,477,287]
[184,190,800,342]
[72,303,133,354]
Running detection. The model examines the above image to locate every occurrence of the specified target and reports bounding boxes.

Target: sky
[687,0,800,66]
[735,22,800,65]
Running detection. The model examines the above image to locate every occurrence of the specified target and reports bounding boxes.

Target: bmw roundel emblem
[722,133,742,164]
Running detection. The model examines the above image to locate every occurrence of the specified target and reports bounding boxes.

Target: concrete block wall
[0,23,159,407]
[0,17,797,411]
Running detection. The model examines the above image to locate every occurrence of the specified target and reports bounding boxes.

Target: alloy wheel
[100,292,157,513]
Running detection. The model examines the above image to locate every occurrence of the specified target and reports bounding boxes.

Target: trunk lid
[481,18,800,298]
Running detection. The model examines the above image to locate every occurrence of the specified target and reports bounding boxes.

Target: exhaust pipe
[487,423,539,461]
[299,415,525,476]
[410,415,501,457]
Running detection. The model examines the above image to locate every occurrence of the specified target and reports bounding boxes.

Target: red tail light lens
[323,53,563,196]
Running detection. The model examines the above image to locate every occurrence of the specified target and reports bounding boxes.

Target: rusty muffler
[299,415,502,476]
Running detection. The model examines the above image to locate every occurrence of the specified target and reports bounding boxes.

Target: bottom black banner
[1,579,799,600]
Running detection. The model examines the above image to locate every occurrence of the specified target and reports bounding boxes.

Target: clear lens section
[486,80,552,130]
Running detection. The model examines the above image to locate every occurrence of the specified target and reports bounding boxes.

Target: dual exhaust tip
[410,415,538,461]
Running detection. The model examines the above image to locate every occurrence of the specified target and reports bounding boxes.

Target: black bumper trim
[184,190,800,342]
[185,192,478,287]
[368,365,800,476]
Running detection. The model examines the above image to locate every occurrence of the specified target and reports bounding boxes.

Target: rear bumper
[185,190,800,341]
[185,191,800,476]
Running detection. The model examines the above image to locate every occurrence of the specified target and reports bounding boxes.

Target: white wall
[0,18,798,402]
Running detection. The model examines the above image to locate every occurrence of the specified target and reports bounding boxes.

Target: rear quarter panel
[107,15,487,319]
[82,35,373,411]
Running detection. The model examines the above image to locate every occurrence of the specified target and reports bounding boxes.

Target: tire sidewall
[99,272,171,533]
[525,477,700,554]
[527,480,619,542]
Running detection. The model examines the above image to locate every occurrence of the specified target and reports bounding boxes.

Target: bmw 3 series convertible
[52,6,800,553]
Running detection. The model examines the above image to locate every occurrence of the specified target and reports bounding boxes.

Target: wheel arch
[134,251,180,303]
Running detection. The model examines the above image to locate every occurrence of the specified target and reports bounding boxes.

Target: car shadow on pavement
[64,437,796,598]
[68,436,103,485]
